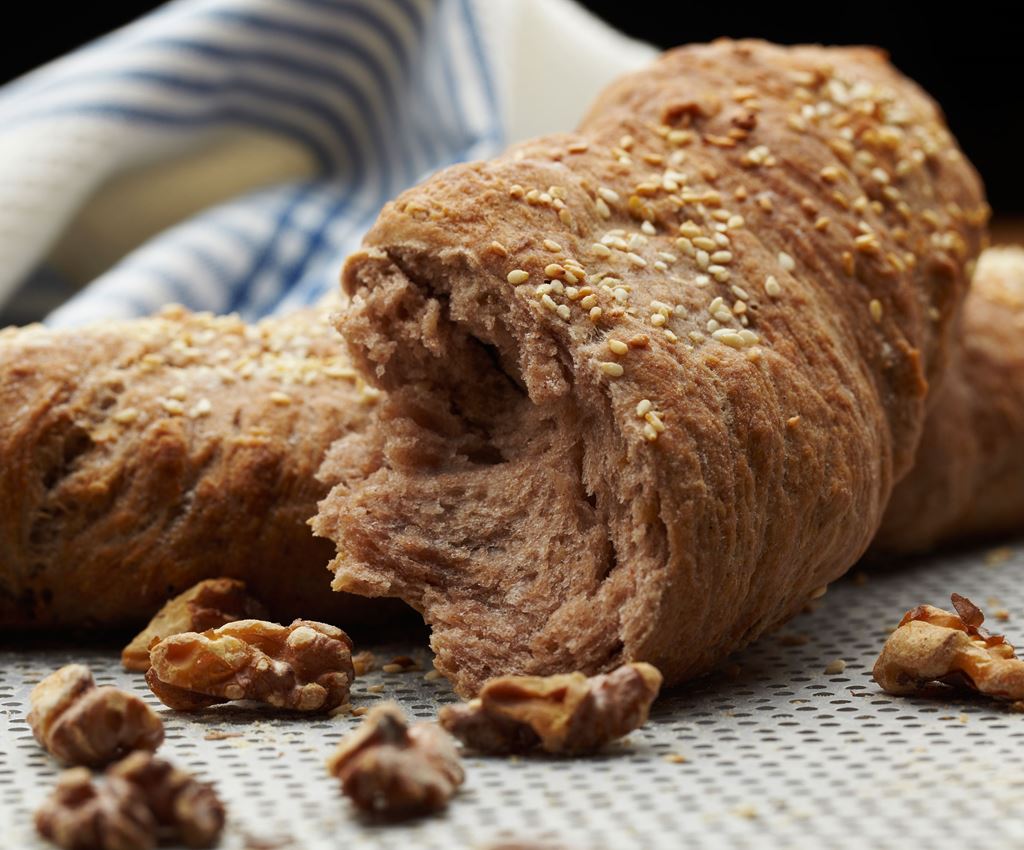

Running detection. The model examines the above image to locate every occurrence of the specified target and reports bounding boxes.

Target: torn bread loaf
[314,40,988,696]
[0,302,381,628]
[875,246,1024,552]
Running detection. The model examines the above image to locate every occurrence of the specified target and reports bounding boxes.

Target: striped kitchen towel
[0,0,654,328]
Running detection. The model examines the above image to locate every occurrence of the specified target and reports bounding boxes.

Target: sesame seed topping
[595,198,611,219]
[778,251,796,272]
[113,408,139,424]
[556,304,571,320]
[589,306,604,321]
[507,269,529,285]
[270,391,292,405]
[650,313,666,327]
[626,252,647,267]
[599,361,624,377]
[645,411,666,432]
[869,299,883,322]
[641,220,657,235]
[509,184,525,198]
[541,294,559,313]
[591,243,612,258]
[543,239,562,252]
[598,187,620,204]
[580,294,598,310]
[764,275,781,297]
[608,339,628,355]
[643,423,659,442]
[636,399,653,417]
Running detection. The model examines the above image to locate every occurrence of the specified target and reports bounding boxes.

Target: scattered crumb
[352,706,370,717]
[777,633,810,647]
[734,804,759,819]
[203,730,243,741]
[824,658,847,675]
[959,713,969,724]
[664,754,688,764]
[366,684,385,694]
[994,609,1011,622]
[986,546,1013,567]
[328,703,353,718]
[424,670,443,682]
[352,651,376,676]
[382,656,421,674]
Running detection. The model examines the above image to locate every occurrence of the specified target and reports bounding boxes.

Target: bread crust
[316,40,988,695]
[875,247,1024,551]
[0,303,381,628]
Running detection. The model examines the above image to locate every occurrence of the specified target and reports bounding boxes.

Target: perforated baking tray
[3,542,1024,850]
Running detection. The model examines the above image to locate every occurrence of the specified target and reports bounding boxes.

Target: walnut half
[438,662,663,755]
[146,619,354,712]
[122,578,267,672]
[28,665,164,766]
[326,702,464,819]
[873,593,1024,701]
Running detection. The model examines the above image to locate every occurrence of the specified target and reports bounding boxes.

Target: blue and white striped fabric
[0,0,654,328]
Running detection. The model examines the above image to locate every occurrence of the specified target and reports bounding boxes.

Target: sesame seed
[608,339,628,355]
[657,252,677,263]
[270,391,292,405]
[589,307,603,321]
[693,236,717,252]
[545,263,565,278]
[645,411,666,432]
[541,294,559,313]
[676,237,695,257]
[711,250,733,265]
[539,192,552,205]
[598,187,620,204]
[543,239,562,253]
[161,399,185,416]
[507,269,529,285]
[565,286,580,300]
[489,241,508,256]
[643,423,659,442]
[580,294,598,310]
[557,304,571,320]
[869,299,883,322]
[626,252,647,267]
[636,399,653,417]
[650,313,666,327]
[113,408,139,424]
[731,285,750,301]
[599,361,624,377]
[595,198,611,218]
[169,385,187,401]
[509,184,525,198]
[764,276,781,297]
[778,251,795,272]
[641,220,657,235]
[559,208,573,226]
[591,243,612,258]
[679,221,702,238]
[191,398,212,418]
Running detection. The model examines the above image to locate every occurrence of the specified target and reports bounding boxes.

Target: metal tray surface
[3,543,1023,850]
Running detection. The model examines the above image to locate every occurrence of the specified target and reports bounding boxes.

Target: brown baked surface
[876,246,1024,551]
[0,301,382,628]
[315,40,988,695]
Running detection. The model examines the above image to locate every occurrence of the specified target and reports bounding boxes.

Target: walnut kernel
[146,619,354,712]
[28,665,164,766]
[438,662,663,754]
[326,702,464,818]
[874,594,1024,701]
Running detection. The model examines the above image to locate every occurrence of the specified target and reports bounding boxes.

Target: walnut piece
[108,752,225,848]
[122,578,267,671]
[35,767,156,850]
[873,594,1024,700]
[146,619,354,712]
[326,702,464,819]
[438,662,663,755]
[28,665,164,766]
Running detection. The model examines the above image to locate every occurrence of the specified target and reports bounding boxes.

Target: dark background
[2,2,1021,215]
